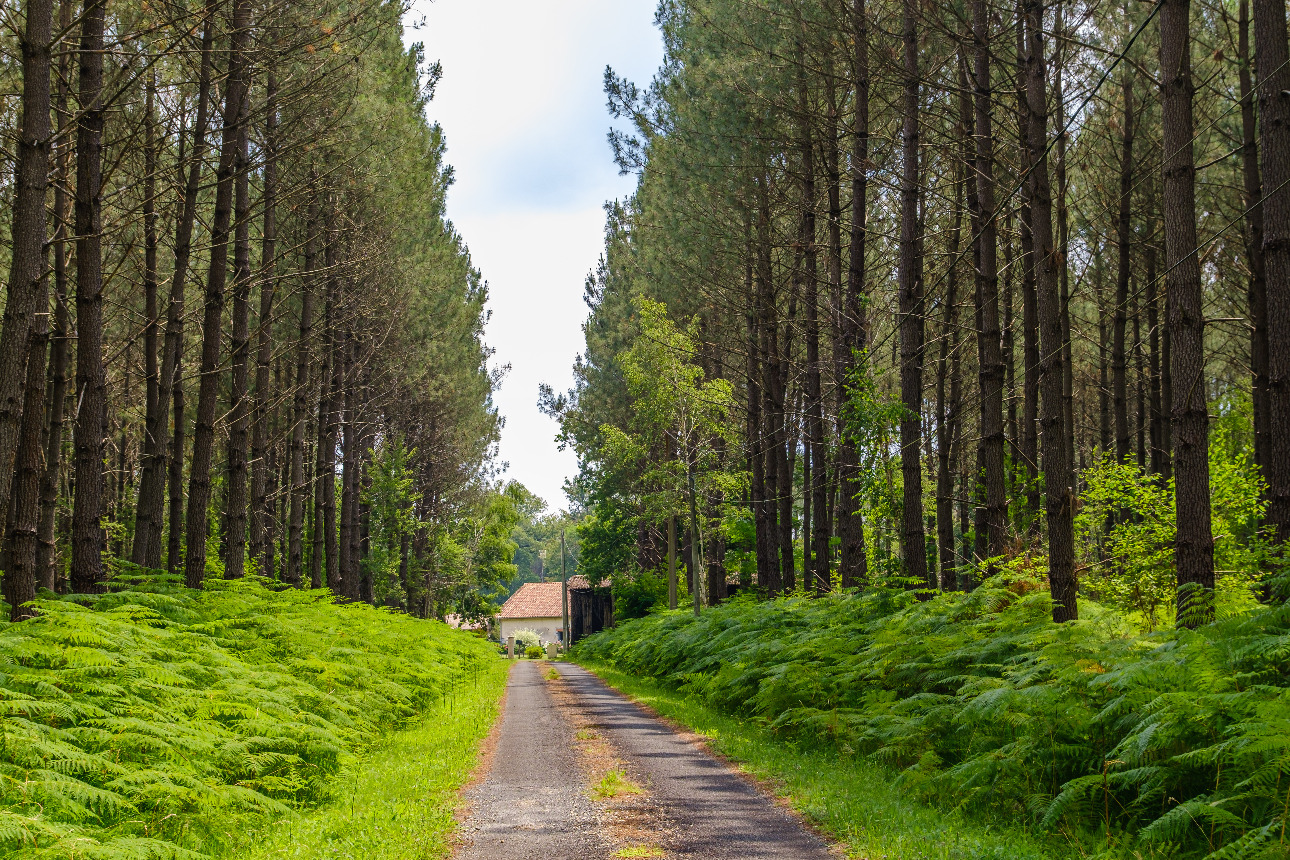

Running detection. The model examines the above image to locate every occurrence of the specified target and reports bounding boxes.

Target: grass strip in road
[577,659,1079,860]
[234,657,511,860]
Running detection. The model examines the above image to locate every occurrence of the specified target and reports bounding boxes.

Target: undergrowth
[237,656,509,860]
[575,574,1290,859]
[0,573,498,858]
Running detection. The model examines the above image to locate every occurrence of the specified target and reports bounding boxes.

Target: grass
[592,768,643,801]
[614,846,664,858]
[545,666,561,680]
[577,659,1080,860]
[234,657,510,859]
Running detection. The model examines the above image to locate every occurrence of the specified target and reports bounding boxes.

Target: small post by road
[506,635,515,660]
[561,529,570,653]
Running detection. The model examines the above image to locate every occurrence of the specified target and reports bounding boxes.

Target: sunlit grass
[235,658,510,859]
[592,768,643,800]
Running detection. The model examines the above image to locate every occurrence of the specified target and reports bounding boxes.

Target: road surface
[454,660,834,859]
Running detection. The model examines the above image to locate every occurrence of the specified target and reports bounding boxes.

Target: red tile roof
[498,582,565,619]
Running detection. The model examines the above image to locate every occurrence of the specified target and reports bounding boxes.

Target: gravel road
[454,659,834,859]
[454,660,609,860]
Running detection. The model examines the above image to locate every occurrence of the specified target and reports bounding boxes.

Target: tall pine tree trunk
[288,193,319,588]
[1025,0,1077,621]
[70,0,109,594]
[837,0,870,589]
[5,262,49,618]
[898,0,928,588]
[185,0,251,589]
[224,60,254,580]
[0,0,56,531]
[971,0,1006,565]
[132,18,214,568]
[1160,0,1215,624]
[250,72,278,576]
[1254,0,1290,544]
[36,0,72,591]
[1238,0,1270,483]
[1113,69,1135,464]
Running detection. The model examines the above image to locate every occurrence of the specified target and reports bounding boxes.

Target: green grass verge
[577,659,1078,860]
[235,657,509,860]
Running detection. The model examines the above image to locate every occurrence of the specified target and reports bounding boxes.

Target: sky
[402,1,664,512]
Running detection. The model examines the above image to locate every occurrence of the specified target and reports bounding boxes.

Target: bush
[0,574,496,858]
[575,576,1290,858]
[524,645,544,659]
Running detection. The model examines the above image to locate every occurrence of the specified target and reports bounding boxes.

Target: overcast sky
[401,2,663,512]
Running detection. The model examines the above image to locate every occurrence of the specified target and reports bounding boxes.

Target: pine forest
[1,0,1290,856]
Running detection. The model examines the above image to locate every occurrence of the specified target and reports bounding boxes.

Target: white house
[497,582,565,646]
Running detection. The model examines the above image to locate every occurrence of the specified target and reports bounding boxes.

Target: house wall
[498,617,563,647]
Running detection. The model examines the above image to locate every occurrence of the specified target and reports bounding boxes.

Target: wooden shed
[566,575,613,646]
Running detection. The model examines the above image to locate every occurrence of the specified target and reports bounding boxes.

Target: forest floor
[453,660,835,860]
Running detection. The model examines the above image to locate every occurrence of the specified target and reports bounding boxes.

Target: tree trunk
[936,146,965,592]
[898,0,928,589]
[1239,0,1270,483]
[70,0,109,594]
[970,0,1006,565]
[1024,0,1077,621]
[37,2,73,591]
[5,261,50,618]
[167,357,185,574]
[1254,0,1290,544]
[323,249,342,593]
[1160,0,1215,625]
[250,71,278,577]
[1016,2,1041,533]
[1113,68,1135,464]
[185,0,251,589]
[224,58,254,580]
[837,0,870,590]
[132,18,214,568]
[289,193,319,588]
[0,0,56,532]
[143,76,159,472]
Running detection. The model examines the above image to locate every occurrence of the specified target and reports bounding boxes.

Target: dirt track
[454,660,833,860]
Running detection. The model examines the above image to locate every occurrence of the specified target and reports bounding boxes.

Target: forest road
[454,660,610,860]
[453,659,834,859]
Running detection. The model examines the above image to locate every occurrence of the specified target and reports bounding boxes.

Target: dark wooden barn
[566,575,613,646]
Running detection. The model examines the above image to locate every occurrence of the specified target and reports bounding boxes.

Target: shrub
[575,576,1290,858]
[525,645,544,659]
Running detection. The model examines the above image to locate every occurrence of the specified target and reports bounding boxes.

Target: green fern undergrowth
[577,659,1069,860]
[0,573,502,859]
[574,574,1290,860]
[236,657,508,860]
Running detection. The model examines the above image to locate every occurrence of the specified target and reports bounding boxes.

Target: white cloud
[404,0,663,509]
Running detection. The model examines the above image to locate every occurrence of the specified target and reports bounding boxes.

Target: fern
[576,574,1290,857]
[0,575,495,859]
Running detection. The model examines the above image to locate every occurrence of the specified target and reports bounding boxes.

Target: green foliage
[239,658,508,860]
[0,577,496,858]
[508,629,543,652]
[611,568,669,621]
[1079,435,1270,628]
[582,661,1073,859]
[524,646,544,660]
[362,436,420,607]
[575,580,1290,858]
[576,500,636,593]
